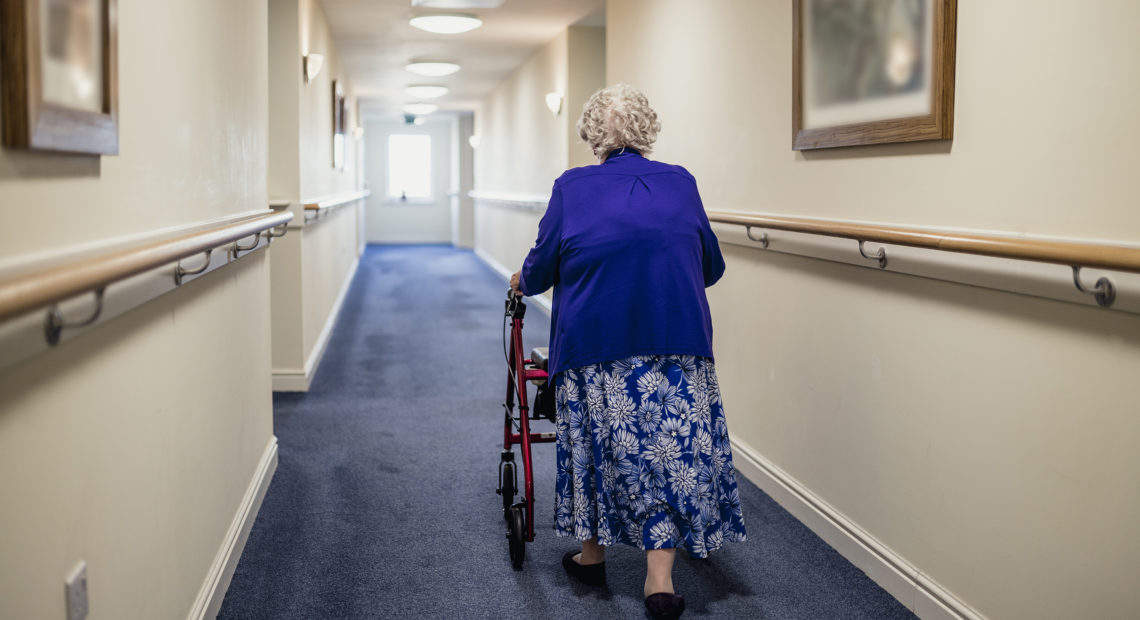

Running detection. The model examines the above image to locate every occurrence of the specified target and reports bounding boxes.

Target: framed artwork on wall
[332,79,346,170]
[1,0,119,154]
[793,0,956,150]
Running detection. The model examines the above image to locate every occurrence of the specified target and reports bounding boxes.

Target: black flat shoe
[561,551,606,587]
[644,592,685,619]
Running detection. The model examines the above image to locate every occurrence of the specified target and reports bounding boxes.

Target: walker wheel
[507,503,526,570]
[498,461,516,518]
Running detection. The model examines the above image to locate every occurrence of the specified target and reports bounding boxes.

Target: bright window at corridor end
[387,134,432,202]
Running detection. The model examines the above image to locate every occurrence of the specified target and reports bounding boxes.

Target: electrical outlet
[65,561,88,620]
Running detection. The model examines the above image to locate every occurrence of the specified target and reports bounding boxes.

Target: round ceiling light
[403,103,439,115]
[409,13,483,34]
[405,61,460,77]
[405,85,449,99]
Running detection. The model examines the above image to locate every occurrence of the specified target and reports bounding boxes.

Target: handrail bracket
[44,288,105,346]
[1072,266,1115,308]
[264,224,288,241]
[858,240,888,269]
[175,249,213,285]
[745,226,770,249]
[230,233,261,259]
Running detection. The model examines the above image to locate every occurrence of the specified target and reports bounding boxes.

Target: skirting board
[272,256,360,391]
[188,436,278,620]
[728,438,985,620]
[473,247,553,315]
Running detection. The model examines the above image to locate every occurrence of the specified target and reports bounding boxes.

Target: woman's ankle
[644,576,675,598]
[578,538,606,564]
[644,548,676,596]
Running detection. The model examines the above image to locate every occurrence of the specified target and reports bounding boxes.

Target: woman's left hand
[510,271,523,297]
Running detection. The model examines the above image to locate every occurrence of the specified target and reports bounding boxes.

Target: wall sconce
[468,135,481,149]
[304,53,324,84]
[545,92,563,116]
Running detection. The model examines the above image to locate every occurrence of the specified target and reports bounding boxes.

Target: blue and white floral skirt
[553,354,747,558]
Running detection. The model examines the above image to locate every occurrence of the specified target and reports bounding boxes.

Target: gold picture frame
[1,0,119,154]
[793,0,956,150]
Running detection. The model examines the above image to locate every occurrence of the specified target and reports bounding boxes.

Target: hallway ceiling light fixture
[405,61,461,77]
[411,0,504,8]
[303,53,324,83]
[405,85,449,99]
[409,13,483,34]
[468,134,481,149]
[403,103,439,115]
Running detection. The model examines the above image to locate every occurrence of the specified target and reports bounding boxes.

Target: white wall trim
[469,190,549,213]
[189,436,278,620]
[729,437,985,620]
[474,247,553,315]
[272,255,359,391]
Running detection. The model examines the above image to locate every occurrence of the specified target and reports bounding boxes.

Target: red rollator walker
[497,289,557,569]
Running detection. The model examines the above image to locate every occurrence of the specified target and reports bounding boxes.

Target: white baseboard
[272,256,359,392]
[729,438,985,620]
[189,436,278,620]
[473,247,553,315]
[270,368,310,392]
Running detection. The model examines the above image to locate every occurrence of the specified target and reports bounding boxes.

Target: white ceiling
[320,0,606,120]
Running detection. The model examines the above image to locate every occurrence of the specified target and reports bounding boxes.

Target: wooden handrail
[706,211,1140,274]
[0,210,293,323]
[303,189,370,211]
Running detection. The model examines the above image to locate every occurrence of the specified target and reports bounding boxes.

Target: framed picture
[1,0,119,154]
[332,79,346,170]
[793,0,956,150]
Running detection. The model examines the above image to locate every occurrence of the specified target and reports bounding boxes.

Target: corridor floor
[218,245,916,619]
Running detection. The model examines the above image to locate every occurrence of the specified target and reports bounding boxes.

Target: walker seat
[530,347,549,371]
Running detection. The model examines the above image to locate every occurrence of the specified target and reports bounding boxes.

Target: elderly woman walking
[510,84,746,619]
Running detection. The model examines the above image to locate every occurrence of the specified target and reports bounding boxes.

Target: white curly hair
[576,83,661,159]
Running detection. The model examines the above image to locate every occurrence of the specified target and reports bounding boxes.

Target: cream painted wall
[363,118,453,244]
[302,205,359,355]
[298,0,359,202]
[0,2,272,618]
[475,30,570,195]
[451,114,476,248]
[268,0,300,202]
[606,1,1140,618]
[566,27,606,169]
[473,203,545,282]
[0,1,267,256]
[472,25,604,277]
[269,0,363,386]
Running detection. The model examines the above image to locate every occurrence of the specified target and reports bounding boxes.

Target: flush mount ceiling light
[405,61,460,77]
[409,13,483,34]
[403,103,439,115]
[412,0,504,8]
[405,85,449,99]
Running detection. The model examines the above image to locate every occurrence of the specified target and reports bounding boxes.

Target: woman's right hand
[510,271,523,297]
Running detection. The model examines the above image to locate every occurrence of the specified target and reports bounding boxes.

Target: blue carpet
[218,245,917,619]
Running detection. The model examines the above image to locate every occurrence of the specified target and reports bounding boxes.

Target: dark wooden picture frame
[793,0,956,150]
[332,79,346,170]
[1,0,119,154]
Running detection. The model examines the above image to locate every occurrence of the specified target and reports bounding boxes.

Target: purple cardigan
[519,150,725,377]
